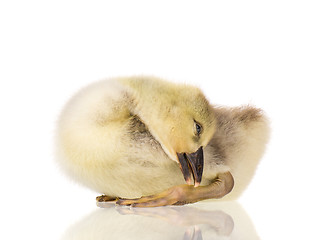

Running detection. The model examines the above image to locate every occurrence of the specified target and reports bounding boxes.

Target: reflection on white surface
[62,201,259,240]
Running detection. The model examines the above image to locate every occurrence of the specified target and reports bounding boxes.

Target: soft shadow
[62,201,259,240]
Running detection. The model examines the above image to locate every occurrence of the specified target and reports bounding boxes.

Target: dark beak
[176,146,204,187]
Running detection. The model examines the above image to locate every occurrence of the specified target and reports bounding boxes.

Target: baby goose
[56,76,269,207]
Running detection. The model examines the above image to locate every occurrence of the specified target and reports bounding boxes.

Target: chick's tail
[213,106,270,200]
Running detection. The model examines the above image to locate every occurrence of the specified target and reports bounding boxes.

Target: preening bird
[56,76,269,207]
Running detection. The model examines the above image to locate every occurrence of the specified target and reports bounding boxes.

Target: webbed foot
[96,195,118,202]
[116,184,196,207]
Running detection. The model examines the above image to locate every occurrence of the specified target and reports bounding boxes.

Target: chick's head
[155,85,216,186]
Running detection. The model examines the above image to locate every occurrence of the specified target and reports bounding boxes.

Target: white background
[0,0,309,239]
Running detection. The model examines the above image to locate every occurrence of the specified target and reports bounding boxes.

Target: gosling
[56,76,269,207]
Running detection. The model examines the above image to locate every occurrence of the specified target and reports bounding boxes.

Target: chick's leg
[117,172,234,207]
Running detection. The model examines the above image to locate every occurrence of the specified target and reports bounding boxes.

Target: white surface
[0,1,309,239]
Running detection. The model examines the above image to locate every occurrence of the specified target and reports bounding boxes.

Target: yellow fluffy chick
[56,76,269,207]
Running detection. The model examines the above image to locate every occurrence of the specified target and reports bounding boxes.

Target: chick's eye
[195,122,202,135]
